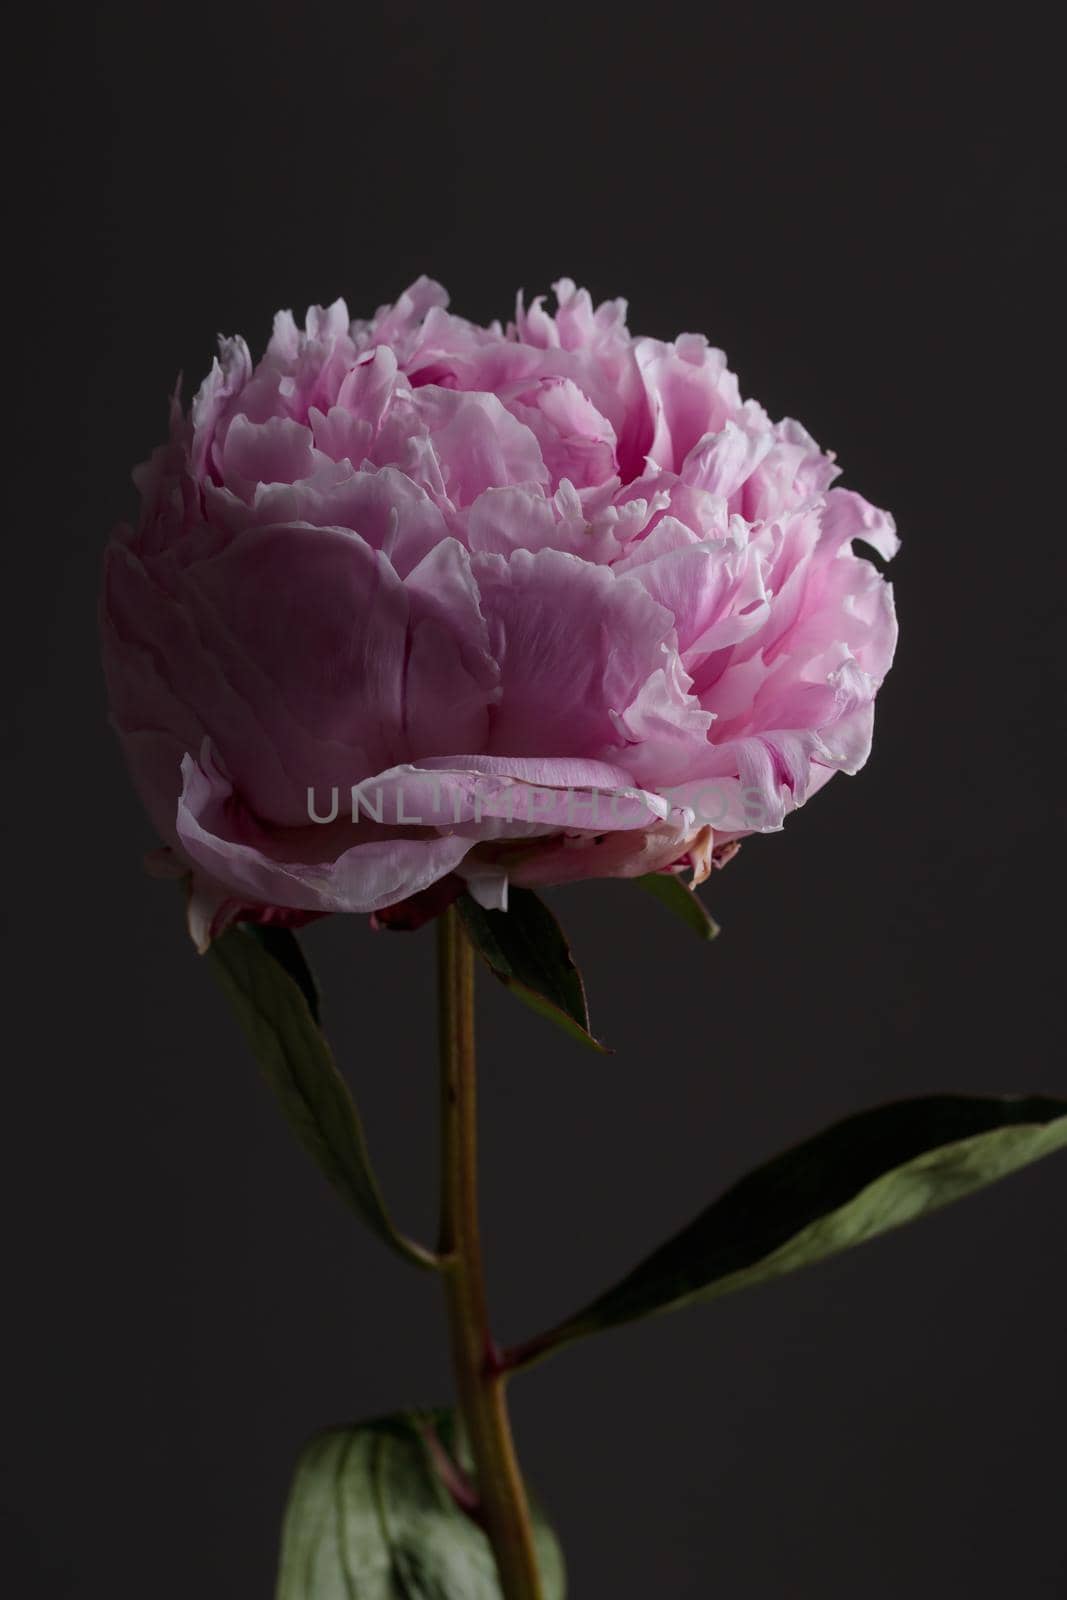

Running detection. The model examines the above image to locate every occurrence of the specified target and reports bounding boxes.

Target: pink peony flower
[102,278,898,945]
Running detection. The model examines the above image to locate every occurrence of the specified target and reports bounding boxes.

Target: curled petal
[177,749,475,917]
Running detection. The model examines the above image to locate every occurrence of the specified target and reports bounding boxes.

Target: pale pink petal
[472,547,677,760]
[412,387,548,505]
[636,336,741,473]
[177,749,474,916]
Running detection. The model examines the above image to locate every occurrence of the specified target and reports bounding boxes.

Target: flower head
[102,278,897,944]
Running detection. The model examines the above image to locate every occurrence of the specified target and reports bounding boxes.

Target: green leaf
[246,924,321,1022]
[635,872,720,940]
[456,889,607,1053]
[207,925,437,1270]
[507,1094,1067,1368]
[276,1410,566,1599]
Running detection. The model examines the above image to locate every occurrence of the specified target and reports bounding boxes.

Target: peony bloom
[101,278,898,945]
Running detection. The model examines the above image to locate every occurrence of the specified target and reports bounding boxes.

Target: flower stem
[437,905,544,1600]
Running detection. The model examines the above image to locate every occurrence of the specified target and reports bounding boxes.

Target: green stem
[437,906,544,1600]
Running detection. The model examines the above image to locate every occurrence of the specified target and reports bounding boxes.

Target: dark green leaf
[635,873,720,941]
[507,1094,1067,1368]
[456,889,606,1053]
[246,924,321,1022]
[276,1410,566,1599]
[208,926,437,1270]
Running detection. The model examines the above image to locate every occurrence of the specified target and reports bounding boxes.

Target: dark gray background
[8,3,1065,1595]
